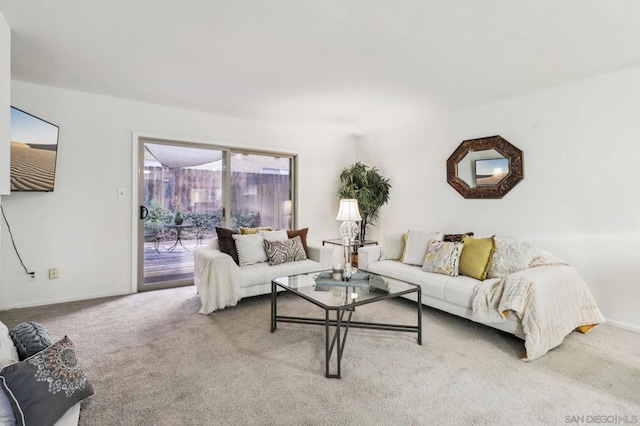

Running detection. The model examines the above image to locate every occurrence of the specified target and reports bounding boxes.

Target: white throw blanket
[193,246,241,314]
[472,260,605,360]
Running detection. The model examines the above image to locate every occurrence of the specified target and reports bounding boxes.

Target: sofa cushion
[365,260,446,301]
[422,240,464,277]
[459,236,495,280]
[233,234,268,266]
[286,228,309,256]
[9,322,52,361]
[402,230,443,266]
[443,232,474,242]
[237,259,323,289]
[0,336,94,426]
[487,238,539,278]
[442,275,490,309]
[216,227,240,265]
[264,236,307,266]
[364,259,492,310]
[380,231,406,260]
[260,230,288,241]
[239,226,272,234]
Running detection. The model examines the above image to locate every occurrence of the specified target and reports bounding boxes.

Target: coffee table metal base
[270,280,422,379]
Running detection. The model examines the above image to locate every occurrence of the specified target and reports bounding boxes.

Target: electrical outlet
[27,273,37,281]
[49,268,59,280]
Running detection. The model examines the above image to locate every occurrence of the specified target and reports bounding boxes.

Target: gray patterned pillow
[0,336,94,426]
[9,322,52,360]
[263,236,307,266]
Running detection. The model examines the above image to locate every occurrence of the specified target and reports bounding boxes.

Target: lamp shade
[336,199,362,221]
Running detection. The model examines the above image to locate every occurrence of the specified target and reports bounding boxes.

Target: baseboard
[605,318,640,333]
[0,289,133,312]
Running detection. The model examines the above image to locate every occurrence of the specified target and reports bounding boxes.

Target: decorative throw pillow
[216,227,240,265]
[402,230,443,266]
[9,322,52,361]
[232,234,268,266]
[263,236,307,266]
[0,390,15,425]
[487,238,540,278]
[286,228,309,256]
[458,236,495,280]
[239,226,272,235]
[260,230,288,242]
[443,232,474,243]
[421,240,464,276]
[399,233,409,262]
[0,322,18,369]
[0,336,94,426]
[380,231,406,260]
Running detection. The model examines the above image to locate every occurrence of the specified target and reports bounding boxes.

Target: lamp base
[339,221,359,242]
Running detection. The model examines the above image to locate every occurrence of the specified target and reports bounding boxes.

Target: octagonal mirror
[446,135,523,199]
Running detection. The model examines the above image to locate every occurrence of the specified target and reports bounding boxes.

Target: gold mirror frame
[446,135,523,199]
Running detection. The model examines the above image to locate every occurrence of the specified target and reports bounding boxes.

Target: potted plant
[173,196,184,225]
[337,162,391,241]
[174,211,184,225]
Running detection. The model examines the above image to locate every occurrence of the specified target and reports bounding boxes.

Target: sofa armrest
[193,246,237,282]
[193,246,241,314]
[307,245,333,270]
[358,245,381,270]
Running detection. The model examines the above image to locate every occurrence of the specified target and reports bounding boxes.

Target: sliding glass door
[138,141,225,291]
[137,139,295,291]
[229,152,292,230]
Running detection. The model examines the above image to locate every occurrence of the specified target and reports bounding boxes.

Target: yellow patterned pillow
[239,226,272,235]
[459,236,495,280]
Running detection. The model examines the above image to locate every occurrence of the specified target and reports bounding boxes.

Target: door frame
[131,131,298,294]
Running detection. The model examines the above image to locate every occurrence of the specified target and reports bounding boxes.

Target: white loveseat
[193,238,333,314]
[357,232,605,360]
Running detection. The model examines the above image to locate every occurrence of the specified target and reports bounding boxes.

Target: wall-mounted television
[10,106,60,192]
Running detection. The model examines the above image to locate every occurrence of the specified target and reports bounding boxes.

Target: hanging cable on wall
[0,204,35,278]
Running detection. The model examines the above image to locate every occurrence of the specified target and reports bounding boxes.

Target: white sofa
[357,238,605,360]
[358,244,525,338]
[193,238,333,314]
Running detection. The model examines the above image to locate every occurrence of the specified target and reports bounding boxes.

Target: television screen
[475,158,509,188]
[10,106,60,192]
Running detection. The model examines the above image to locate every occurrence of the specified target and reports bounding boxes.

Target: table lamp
[336,199,362,243]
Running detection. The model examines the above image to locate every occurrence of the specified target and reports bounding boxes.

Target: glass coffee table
[271,272,422,379]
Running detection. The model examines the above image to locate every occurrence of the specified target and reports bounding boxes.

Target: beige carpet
[1,286,639,426]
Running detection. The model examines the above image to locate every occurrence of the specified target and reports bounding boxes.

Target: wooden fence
[144,167,291,229]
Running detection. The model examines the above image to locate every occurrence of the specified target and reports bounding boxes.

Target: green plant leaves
[337,162,391,240]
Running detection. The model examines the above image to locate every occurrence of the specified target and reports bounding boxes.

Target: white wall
[357,67,640,330]
[0,81,355,309]
[0,11,9,195]
[0,11,9,279]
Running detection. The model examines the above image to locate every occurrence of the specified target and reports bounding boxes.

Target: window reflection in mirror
[456,149,509,189]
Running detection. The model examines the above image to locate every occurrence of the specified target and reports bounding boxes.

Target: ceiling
[1,1,640,134]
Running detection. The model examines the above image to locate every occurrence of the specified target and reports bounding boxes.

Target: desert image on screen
[10,107,59,192]
[10,141,57,191]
